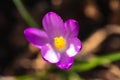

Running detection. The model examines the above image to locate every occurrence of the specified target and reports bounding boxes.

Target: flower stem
[71,52,120,72]
[13,0,40,27]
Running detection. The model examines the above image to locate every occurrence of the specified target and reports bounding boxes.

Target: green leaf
[68,72,83,80]
[71,52,120,72]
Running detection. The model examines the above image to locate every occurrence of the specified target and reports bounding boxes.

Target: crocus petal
[24,28,48,48]
[42,12,65,38]
[66,38,82,57]
[64,19,79,37]
[41,44,60,63]
[56,54,74,70]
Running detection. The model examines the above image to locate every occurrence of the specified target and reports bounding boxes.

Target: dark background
[0,0,120,80]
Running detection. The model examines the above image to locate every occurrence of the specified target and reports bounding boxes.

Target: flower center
[54,36,66,51]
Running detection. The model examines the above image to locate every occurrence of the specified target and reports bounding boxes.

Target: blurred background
[0,0,120,80]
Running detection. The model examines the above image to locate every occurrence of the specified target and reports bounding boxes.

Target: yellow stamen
[54,36,66,51]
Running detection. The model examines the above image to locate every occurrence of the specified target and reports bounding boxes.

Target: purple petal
[24,28,48,48]
[64,19,79,37]
[56,54,74,70]
[41,44,60,63]
[66,38,82,57]
[42,12,65,38]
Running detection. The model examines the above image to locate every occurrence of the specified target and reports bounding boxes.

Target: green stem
[13,0,40,27]
[71,52,120,72]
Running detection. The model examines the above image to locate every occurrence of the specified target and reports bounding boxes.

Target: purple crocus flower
[24,12,82,70]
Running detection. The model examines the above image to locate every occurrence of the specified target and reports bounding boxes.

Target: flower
[24,12,82,70]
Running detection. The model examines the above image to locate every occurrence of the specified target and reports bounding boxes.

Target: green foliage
[15,52,120,80]
[71,52,120,72]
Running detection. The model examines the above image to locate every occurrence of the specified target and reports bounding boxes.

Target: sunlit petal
[41,44,60,63]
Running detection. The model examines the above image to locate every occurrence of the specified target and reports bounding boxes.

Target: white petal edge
[41,44,60,63]
[66,44,81,57]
